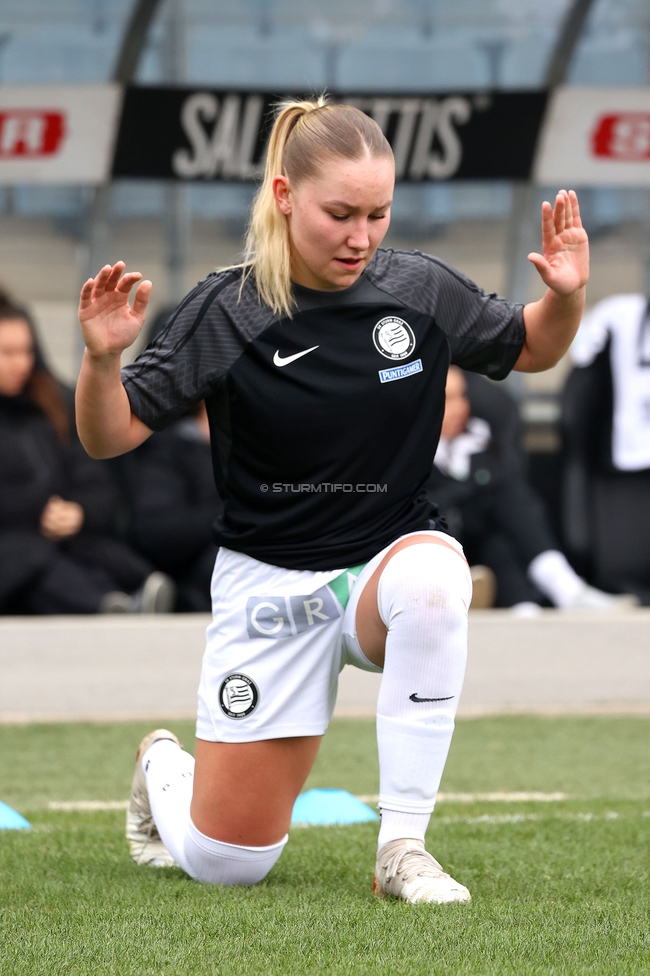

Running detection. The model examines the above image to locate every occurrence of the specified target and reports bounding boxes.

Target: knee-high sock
[143,738,195,873]
[375,544,471,847]
[184,822,287,886]
[142,738,286,885]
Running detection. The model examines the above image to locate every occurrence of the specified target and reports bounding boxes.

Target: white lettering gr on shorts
[246,585,342,640]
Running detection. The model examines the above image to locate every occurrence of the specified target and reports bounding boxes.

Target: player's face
[275,154,395,291]
[0,318,35,397]
[440,367,471,441]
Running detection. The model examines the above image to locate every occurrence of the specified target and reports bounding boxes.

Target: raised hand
[527,189,589,297]
[78,261,152,360]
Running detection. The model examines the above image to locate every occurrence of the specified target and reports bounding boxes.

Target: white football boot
[126,728,181,867]
[373,838,471,904]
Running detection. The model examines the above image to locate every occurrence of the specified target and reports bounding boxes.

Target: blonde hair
[240,97,393,318]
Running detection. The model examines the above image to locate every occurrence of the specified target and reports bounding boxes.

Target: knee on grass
[183,820,288,886]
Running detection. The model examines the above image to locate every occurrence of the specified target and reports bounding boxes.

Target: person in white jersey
[75,98,589,904]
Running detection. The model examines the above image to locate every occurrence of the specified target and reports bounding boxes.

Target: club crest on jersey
[372,316,416,361]
[219,673,259,719]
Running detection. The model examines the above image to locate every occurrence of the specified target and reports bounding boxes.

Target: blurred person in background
[113,308,222,612]
[427,366,633,613]
[563,294,650,604]
[0,290,174,614]
[128,399,221,612]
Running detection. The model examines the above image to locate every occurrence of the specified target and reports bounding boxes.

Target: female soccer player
[76,99,588,904]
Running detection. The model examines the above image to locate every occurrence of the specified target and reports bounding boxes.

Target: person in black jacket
[426,367,633,611]
[562,294,650,603]
[0,291,173,614]
[127,401,222,612]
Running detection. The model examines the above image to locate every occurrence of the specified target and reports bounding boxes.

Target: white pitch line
[356,792,569,805]
[437,810,630,826]
[47,792,569,813]
[48,801,128,811]
[44,800,645,827]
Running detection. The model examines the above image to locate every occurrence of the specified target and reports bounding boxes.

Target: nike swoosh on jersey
[409,693,454,703]
[273,345,319,367]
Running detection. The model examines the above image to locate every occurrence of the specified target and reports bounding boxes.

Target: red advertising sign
[0,85,122,184]
[0,110,65,158]
[536,88,650,185]
[592,112,650,161]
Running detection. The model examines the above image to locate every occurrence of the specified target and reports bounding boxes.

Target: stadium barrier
[1,610,649,722]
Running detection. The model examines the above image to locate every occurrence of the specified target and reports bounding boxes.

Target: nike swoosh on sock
[409,693,454,703]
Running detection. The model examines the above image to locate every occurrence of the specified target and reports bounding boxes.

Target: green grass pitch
[1,716,649,975]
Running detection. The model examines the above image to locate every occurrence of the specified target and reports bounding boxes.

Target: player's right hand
[78,261,152,360]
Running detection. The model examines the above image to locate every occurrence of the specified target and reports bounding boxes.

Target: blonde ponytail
[240,96,393,319]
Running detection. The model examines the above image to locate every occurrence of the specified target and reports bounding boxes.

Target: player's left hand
[527,189,589,297]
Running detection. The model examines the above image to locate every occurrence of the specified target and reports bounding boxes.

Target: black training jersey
[122,248,525,570]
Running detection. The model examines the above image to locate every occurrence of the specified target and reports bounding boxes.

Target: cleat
[373,838,471,905]
[126,729,181,867]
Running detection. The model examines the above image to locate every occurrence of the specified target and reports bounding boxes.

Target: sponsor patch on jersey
[219,673,259,718]
[378,359,423,384]
[246,585,341,640]
[372,316,416,360]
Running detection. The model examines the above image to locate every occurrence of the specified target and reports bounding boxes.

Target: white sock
[142,738,287,885]
[377,808,431,849]
[527,550,585,608]
[375,544,471,847]
[184,821,287,886]
[143,738,194,874]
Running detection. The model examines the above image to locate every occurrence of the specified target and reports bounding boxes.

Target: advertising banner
[0,85,122,185]
[112,86,548,182]
[535,86,650,186]
[9,83,650,188]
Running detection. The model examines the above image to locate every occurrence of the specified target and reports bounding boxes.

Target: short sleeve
[121,270,257,431]
[369,250,526,380]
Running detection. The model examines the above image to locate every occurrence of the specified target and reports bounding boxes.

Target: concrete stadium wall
[1,610,649,723]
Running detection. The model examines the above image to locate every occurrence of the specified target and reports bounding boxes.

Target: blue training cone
[291,788,378,826]
[0,800,31,830]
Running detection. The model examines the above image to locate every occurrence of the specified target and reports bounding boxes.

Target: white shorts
[196,531,466,743]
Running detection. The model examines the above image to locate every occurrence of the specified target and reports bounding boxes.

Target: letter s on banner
[172,93,218,177]
[409,97,471,180]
